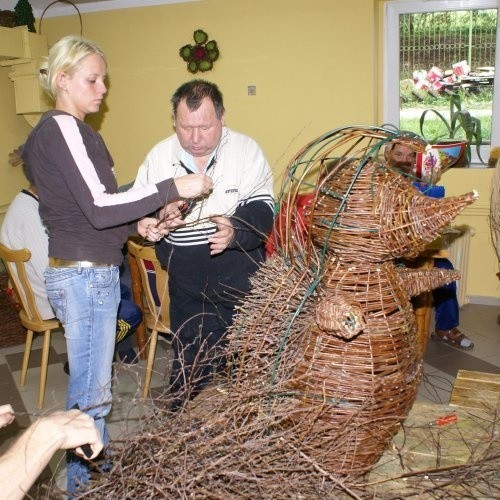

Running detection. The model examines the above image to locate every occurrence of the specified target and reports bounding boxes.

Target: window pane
[399,9,496,155]
[384,0,499,167]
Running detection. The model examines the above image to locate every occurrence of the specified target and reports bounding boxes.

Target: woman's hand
[174,173,212,199]
[137,217,166,242]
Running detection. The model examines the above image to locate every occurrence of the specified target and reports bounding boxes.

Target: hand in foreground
[158,200,188,230]
[36,409,103,460]
[0,409,103,499]
[0,404,15,428]
[174,173,212,199]
[208,215,234,255]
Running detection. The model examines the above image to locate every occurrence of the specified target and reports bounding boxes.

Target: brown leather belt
[49,257,113,268]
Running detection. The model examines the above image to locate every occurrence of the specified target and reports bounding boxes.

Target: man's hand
[158,201,188,230]
[208,215,234,255]
[0,407,103,499]
[36,410,103,460]
[0,404,15,428]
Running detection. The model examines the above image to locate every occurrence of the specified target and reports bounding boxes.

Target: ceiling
[0,0,193,18]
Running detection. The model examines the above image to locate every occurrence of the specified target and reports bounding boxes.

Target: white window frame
[383,0,500,166]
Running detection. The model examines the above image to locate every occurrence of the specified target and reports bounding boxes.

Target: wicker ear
[316,294,365,339]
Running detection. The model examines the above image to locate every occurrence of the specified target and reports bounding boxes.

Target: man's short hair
[171,79,225,119]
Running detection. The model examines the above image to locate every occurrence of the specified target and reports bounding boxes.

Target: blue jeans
[433,258,460,330]
[45,265,120,494]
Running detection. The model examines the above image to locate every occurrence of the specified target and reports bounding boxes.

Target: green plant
[418,92,485,165]
[14,0,35,33]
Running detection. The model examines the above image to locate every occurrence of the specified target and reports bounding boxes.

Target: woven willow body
[228,126,476,476]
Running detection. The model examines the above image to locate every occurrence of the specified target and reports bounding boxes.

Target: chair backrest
[0,242,44,325]
[127,240,170,327]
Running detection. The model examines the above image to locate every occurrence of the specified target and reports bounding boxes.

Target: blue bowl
[413,182,445,199]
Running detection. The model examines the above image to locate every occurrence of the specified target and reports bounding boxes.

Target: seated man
[384,142,474,350]
[0,152,141,363]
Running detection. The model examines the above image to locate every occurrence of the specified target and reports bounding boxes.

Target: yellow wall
[1,0,497,301]
[0,65,32,216]
[36,0,377,189]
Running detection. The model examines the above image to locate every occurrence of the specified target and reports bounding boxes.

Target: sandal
[431,327,474,350]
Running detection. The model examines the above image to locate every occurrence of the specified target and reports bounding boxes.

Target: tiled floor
[418,304,500,403]
[0,303,499,492]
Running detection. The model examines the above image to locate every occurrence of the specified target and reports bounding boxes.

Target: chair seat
[127,239,171,398]
[19,310,60,331]
[144,311,170,335]
[0,242,63,409]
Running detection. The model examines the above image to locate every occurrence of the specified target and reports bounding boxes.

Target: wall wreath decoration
[179,29,219,74]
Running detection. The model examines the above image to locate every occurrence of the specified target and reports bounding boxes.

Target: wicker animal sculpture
[228,126,477,476]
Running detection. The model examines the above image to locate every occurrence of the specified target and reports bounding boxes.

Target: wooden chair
[410,240,452,356]
[0,242,61,409]
[127,239,171,398]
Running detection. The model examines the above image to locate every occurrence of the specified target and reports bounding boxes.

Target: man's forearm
[0,419,62,499]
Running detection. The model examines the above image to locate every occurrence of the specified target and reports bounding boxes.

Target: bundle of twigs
[57,345,499,499]
[69,328,499,500]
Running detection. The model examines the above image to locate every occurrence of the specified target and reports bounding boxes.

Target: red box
[427,66,443,83]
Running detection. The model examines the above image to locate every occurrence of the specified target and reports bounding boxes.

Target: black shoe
[63,361,70,375]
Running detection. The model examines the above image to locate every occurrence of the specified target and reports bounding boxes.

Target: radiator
[444,227,473,307]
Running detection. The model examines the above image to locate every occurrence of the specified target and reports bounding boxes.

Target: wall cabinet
[0,26,49,124]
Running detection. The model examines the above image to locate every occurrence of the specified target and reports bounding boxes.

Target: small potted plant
[418,92,484,166]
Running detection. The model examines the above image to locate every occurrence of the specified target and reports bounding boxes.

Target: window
[383,0,500,166]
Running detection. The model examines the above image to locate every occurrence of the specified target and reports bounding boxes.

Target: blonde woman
[22,35,212,494]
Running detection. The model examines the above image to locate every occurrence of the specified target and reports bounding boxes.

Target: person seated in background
[384,141,474,350]
[0,150,142,364]
[0,403,102,500]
